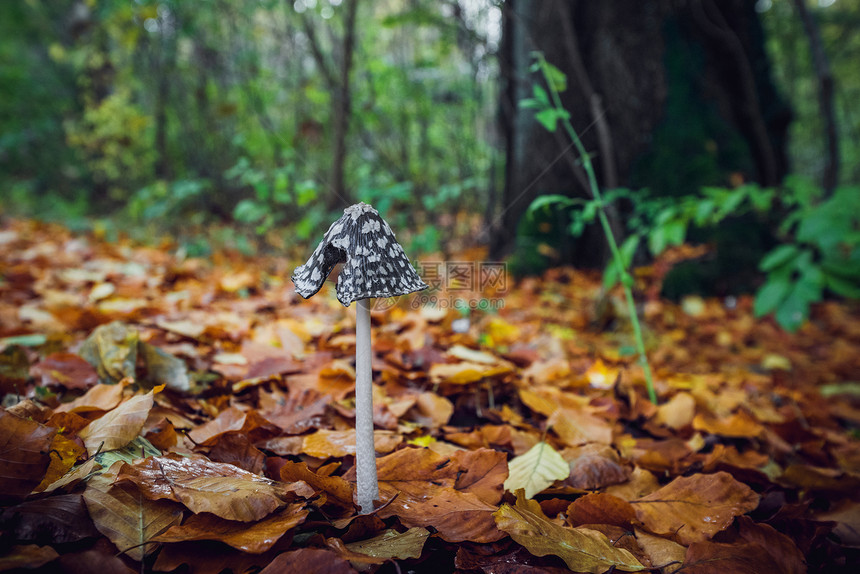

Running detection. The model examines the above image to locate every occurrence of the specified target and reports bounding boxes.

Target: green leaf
[774,285,810,332]
[819,382,860,398]
[542,62,568,93]
[535,109,561,132]
[825,273,860,298]
[503,441,569,499]
[759,245,800,272]
[0,334,47,348]
[532,85,550,106]
[528,194,577,217]
[754,279,790,318]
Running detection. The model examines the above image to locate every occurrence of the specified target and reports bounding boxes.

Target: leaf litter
[0,218,857,572]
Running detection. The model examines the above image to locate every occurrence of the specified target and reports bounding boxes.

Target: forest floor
[1,217,859,573]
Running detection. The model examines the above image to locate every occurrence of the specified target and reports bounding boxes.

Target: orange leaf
[632,472,760,545]
[567,493,637,528]
[153,502,308,553]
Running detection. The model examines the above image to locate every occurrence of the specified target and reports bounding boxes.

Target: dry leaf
[344,527,430,560]
[83,464,183,561]
[493,490,645,573]
[78,387,159,456]
[153,502,308,553]
[0,408,56,501]
[115,453,302,521]
[632,471,760,545]
[504,441,570,499]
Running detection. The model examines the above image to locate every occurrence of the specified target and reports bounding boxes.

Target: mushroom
[291,202,428,513]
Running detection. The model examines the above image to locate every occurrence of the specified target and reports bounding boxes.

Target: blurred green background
[0,0,857,304]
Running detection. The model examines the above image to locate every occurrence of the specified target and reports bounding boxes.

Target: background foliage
[0,0,858,324]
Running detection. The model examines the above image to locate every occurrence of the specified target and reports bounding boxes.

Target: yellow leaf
[493,491,645,573]
[503,441,569,499]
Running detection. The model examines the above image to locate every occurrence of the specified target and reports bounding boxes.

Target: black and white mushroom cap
[291,202,429,307]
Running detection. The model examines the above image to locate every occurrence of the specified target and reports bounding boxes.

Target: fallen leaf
[344,527,430,559]
[153,502,308,553]
[280,461,354,509]
[0,408,56,502]
[0,545,59,571]
[0,494,99,544]
[78,387,159,456]
[429,361,512,385]
[30,352,98,389]
[693,410,764,438]
[378,486,503,543]
[83,463,183,561]
[259,548,356,574]
[493,490,645,573]
[632,471,760,545]
[301,429,402,458]
[562,443,631,490]
[78,321,139,384]
[115,453,302,521]
[139,342,191,392]
[372,446,508,505]
[53,380,129,414]
[567,493,637,528]
[504,441,570,499]
[656,392,696,430]
[634,528,685,574]
[33,434,85,492]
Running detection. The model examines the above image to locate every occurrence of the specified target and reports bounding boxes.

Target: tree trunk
[791,0,838,194]
[492,0,791,271]
[330,0,359,210]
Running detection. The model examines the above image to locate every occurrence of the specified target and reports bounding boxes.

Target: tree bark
[791,0,838,193]
[492,0,791,270]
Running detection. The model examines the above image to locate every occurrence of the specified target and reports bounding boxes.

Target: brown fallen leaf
[681,541,782,573]
[153,502,308,553]
[207,432,266,474]
[493,490,645,573]
[0,493,99,544]
[634,528,685,574]
[78,386,160,456]
[562,443,630,490]
[605,467,660,501]
[115,453,308,521]
[280,460,355,509]
[0,545,60,571]
[343,527,430,560]
[0,407,56,502]
[567,493,637,529]
[259,548,356,574]
[371,446,508,505]
[30,352,99,389]
[54,379,129,414]
[632,471,760,545]
[378,486,503,543]
[693,410,765,438]
[83,463,183,561]
[301,429,402,458]
[656,391,696,430]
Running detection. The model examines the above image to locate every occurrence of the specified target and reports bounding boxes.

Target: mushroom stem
[355,297,378,513]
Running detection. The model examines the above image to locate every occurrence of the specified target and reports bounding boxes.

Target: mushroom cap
[291,202,429,307]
